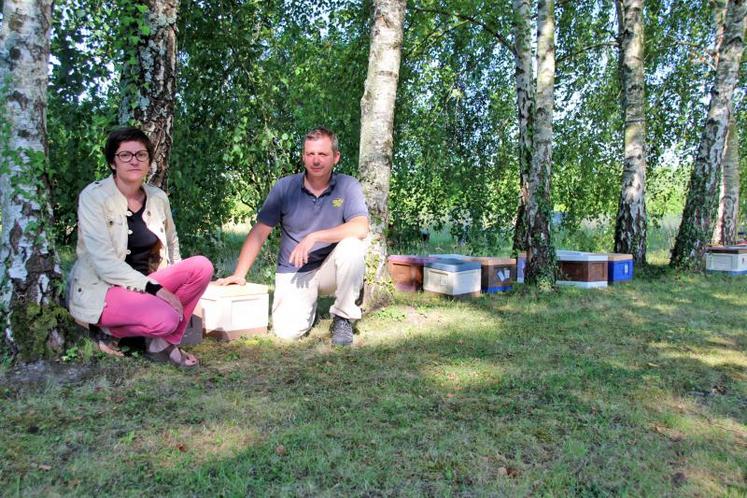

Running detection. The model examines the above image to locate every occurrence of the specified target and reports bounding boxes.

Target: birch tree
[613,0,648,264]
[0,0,66,359]
[359,0,407,309]
[712,112,740,244]
[118,0,179,190]
[671,0,746,269]
[712,1,741,245]
[511,0,534,255]
[524,0,557,286]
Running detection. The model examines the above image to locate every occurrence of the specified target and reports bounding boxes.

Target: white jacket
[67,175,181,324]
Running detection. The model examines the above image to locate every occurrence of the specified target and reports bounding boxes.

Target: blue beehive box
[607,253,633,283]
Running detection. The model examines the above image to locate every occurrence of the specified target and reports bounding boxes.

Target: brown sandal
[90,326,124,357]
[145,344,199,369]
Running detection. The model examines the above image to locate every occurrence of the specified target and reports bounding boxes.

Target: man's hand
[215,275,246,286]
[156,287,184,319]
[289,234,318,268]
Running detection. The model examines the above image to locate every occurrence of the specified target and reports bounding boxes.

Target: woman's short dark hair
[103,127,154,166]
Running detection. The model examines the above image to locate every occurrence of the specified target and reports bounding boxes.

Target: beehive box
[607,253,634,284]
[424,259,481,297]
[387,255,435,291]
[516,252,527,284]
[556,250,608,288]
[705,246,747,275]
[198,282,269,341]
[465,256,516,293]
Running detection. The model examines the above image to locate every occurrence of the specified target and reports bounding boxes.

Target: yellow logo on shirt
[332,198,344,208]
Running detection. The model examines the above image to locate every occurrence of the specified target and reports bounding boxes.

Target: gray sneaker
[330,315,354,346]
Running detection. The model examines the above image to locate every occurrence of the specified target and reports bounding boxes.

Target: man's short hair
[304,127,339,153]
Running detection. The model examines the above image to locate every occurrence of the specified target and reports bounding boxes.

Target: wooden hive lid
[707,245,747,254]
[465,256,516,265]
[388,255,435,264]
[426,258,481,272]
[201,282,268,300]
[556,250,608,262]
[607,253,633,261]
[428,253,470,260]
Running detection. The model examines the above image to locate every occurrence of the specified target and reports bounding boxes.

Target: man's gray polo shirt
[257,172,369,273]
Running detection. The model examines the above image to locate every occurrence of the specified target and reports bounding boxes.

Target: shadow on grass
[1,272,746,496]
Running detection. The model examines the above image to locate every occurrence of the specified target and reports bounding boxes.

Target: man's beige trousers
[271,237,365,340]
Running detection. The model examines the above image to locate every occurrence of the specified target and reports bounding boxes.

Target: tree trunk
[511,0,534,255]
[671,0,746,270]
[358,0,407,311]
[712,112,740,244]
[118,0,179,190]
[0,0,66,360]
[524,0,556,287]
[712,1,740,245]
[613,0,648,265]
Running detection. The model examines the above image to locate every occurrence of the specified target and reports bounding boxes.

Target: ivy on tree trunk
[511,0,534,255]
[0,0,67,360]
[671,0,746,270]
[524,0,556,287]
[118,0,179,190]
[613,0,648,265]
[359,0,407,311]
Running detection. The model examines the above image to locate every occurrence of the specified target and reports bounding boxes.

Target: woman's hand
[156,287,184,319]
[215,275,246,286]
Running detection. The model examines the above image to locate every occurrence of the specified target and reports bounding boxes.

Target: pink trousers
[98,256,213,344]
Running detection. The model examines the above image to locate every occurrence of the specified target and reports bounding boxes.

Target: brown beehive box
[387,255,435,291]
[464,256,516,292]
[556,251,608,288]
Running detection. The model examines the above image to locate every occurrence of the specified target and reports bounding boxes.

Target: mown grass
[1,265,745,496]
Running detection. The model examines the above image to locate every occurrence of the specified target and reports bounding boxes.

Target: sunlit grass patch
[3,266,747,496]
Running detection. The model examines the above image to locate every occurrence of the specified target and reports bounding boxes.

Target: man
[217,128,369,345]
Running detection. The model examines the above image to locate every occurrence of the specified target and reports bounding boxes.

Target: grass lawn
[1,265,745,496]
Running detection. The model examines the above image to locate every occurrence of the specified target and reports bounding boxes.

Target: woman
[67,127,213,368]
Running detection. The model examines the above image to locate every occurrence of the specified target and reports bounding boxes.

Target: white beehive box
[706,246,747,275]
[423,259,481,297]
[198,282,269,341]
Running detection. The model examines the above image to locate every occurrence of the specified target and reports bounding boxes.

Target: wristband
[145,281,162,295]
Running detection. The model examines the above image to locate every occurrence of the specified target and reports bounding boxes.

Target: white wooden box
[198,282,269,341]
[706,246,747,275]
[423,259,481,297]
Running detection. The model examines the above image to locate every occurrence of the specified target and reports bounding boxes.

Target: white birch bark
[118,0,179,190]
[511,0,534,254]
[671,0,746,269]
[712,1,741,245]
[613,0,648,264]
[524,0,556,286]
[0,0,65,358]
[712,112,740,244]
[359,0,406,310]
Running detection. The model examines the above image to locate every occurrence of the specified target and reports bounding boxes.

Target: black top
[125,202,159,276]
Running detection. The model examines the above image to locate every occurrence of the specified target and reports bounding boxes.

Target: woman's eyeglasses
[115,150,149,162]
